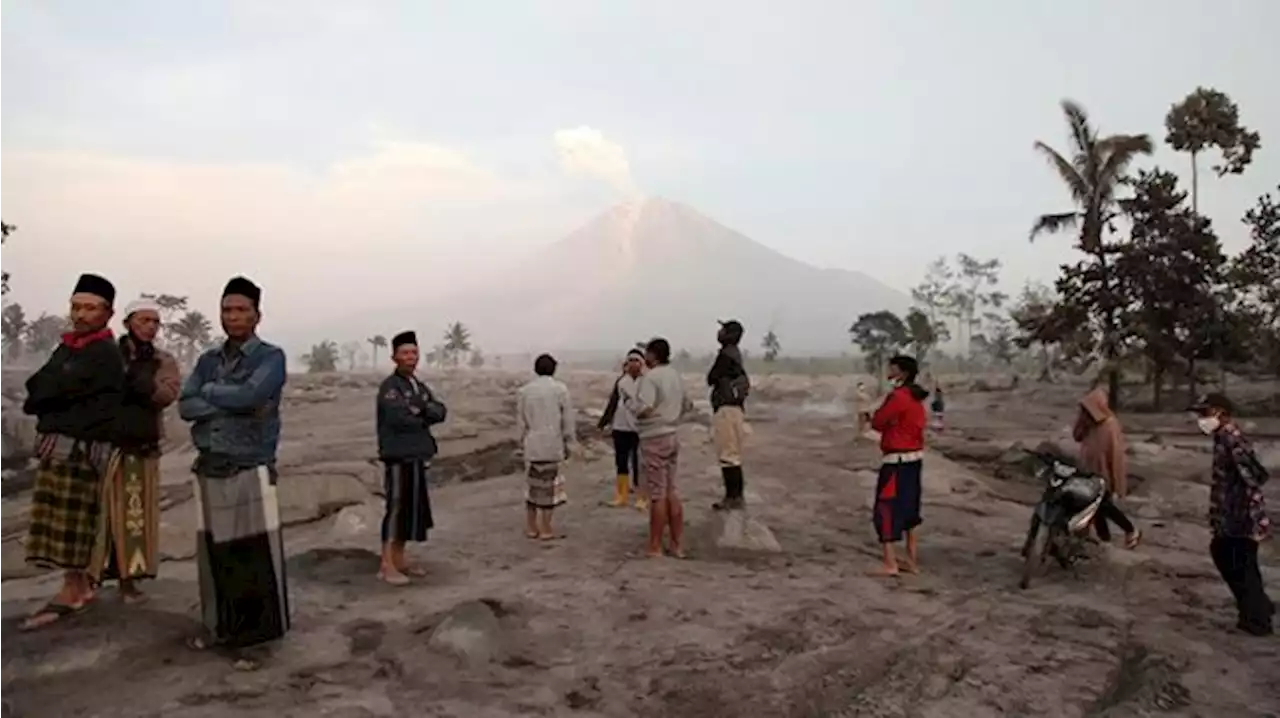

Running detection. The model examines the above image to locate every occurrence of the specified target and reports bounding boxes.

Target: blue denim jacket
[178,336,287,467]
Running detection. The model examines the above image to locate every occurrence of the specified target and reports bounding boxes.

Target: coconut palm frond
[1029,212,1080,242]
[1033,141,1090,203]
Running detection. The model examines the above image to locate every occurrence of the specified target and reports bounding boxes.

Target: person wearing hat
[707,319,750,510]
[19,273,127,630]
[178,276,290,661]
[1191,392,1273,636]
[86,297,182,604]
[375,330,448,585]
[597,348,646,510]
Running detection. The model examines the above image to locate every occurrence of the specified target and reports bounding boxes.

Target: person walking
[1191,393,1273,636]
[1072,387,1142,548]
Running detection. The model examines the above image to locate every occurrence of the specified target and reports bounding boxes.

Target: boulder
[277,471,373,526]
[428,600,505,666]
[714,510,782,553]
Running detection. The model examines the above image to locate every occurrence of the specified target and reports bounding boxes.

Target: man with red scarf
[20,273,126,630]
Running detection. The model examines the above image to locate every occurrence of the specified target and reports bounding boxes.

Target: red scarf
[61,327,114,350]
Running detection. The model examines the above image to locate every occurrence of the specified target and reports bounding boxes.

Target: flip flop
[186,635,215,651]
[19,601,88,631]
[538,533,567,541]
[377,571,410,586]
[524,531,540,539]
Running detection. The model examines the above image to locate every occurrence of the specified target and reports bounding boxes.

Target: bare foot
[399,565,428,578]
[538,532,566,541]
[377,569,410,586]
[899,561,919,575]
[865,565,901,578]
[666,546,688,559]
[644,546,664,558]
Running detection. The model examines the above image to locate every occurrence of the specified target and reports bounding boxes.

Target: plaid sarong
[525,461,567,510]
[382,459,434,543]
[193,463,290,648]
[26,435,110,570]
[88,451,161,584]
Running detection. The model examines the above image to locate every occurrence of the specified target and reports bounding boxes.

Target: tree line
[302,321,485,373]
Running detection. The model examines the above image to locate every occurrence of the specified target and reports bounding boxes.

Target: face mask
[1196,416,1220,435]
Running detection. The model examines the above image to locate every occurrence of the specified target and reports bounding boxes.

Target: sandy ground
[2,370,1278,718]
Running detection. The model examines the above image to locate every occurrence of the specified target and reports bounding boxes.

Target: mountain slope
[431,198,912,355]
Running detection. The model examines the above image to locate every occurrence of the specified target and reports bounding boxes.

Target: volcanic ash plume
[553,126,640,199]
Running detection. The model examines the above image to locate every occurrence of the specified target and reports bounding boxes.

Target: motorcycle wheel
[1019,525,1054,589]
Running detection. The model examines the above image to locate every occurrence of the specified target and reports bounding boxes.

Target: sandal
[20,601,88,631]
[1125,530,1143,550]
[377,570,410,586]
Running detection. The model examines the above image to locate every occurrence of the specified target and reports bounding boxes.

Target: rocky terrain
[2,369,1279,718]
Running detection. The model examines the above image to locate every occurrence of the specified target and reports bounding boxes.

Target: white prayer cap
[123,297,163,319]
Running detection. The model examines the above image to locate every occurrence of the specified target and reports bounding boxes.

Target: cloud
[553,126,640,198]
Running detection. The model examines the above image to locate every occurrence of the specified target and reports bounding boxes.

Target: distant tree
[911,256,955,337]
[367,334,388,366]
[302,340,339,373]
[904,307,943,366]
[2,303,28,358]
[1030,99,1153,409]
[340,341,362,371]
[1009,282,1061,382]
[469,347,486,369]
[139,293,190,352]
[169,311,214,365]
[1164,87,1261,213]
[971,318,1017,368]
[24,313,69,355]
[443,322,472,367]
[1,221,14,295]
[849,311,908,379]
[944,253,1005,362]
[427,344,447,368]
[761,330,781,362]
[1229,185,1280,380]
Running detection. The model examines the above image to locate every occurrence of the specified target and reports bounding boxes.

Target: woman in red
[869,355,930,577]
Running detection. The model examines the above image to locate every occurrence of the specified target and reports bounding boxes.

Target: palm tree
[169,310,214,365]
[1030,100,1152,406]
[367,334,387,367]
[442,322,472,367]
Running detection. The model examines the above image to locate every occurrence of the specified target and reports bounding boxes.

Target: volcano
[430,197,911,355]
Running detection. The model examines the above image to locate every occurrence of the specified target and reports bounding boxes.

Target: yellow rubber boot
[609,474,630,507]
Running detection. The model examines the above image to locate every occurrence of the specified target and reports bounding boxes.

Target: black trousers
[611,430,640,487]
[1093,496,1134,542]
[1210,536,1274,632]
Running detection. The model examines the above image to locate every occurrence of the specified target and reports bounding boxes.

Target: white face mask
[1196,416,1221,435]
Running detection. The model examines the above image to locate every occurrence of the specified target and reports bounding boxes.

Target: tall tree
[761,330,781,362]
[442,322,472,367]
[1009,282,1061,382]
[849,311,908,382]
[2,303,28,358]
[1230,185,1280,381]
[1030,99,1153,408]
[169,311,214,364]
[1,221,14,295]
[469,347,486,369]
[1164,87,1261,213]
[24,313,69,355]
[367,334,388,366]
[911,256,954,333]
[947,253,1005,359]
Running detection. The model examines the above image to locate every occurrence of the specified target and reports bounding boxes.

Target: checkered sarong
[26,435,111,570]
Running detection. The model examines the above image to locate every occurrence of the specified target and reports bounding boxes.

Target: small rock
[715,511,782,553]
[428,600,505,666]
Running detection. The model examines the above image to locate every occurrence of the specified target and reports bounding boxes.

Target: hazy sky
[3,0,1278,342]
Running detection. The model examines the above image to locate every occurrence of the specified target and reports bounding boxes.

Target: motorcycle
[1018,451,1108,589]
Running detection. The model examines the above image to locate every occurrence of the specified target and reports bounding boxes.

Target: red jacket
[871,384,928,454]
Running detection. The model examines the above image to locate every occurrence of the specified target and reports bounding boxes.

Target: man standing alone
[20,273,125,630]
[375,331,447,585]
[707,320,750,511]
[517,353,576,540]
[178,276,289,663]
[1191,393,1273,636]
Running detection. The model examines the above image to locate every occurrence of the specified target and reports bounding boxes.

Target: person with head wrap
[20,273,126,630]
[374,330,447,585]
[177,276,289,663]
[707,320,750,510]
[86,297,181,603]
[517,353,577,540]
[868,354,929,577]
[597,348,646,509]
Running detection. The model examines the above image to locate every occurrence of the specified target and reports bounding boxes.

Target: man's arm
[1228,433,1270,490]
[598,378,620,430]
[178,357,220,421]
[560,386,577,446]
[870,390,903,433]
[419,383,448,426]
[706,352,731,387]
[631,376,658,419]
[515,389,528,440]
[202,348,286,411]
[152,351,182,408]
[378,378,425,432]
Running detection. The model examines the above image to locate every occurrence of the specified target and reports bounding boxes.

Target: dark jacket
[376,372,447,461]
[115,337,181,451]
[23,334,125,443]
[706,345,749,411]
[178,336,287,467]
